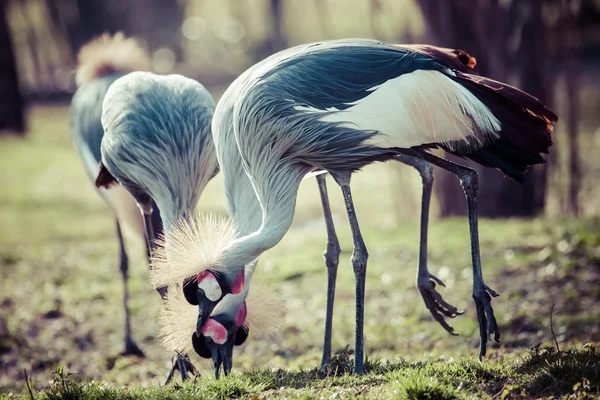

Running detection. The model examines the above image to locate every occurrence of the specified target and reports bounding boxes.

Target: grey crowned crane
[93,58,218,381]
[70,33,162,357]
[152,39,556,375]
[148,45,480,378]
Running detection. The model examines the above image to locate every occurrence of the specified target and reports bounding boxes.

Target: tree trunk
[415,0,551,217]
[0,0,25,134]
[565,1,581,216]
[269,0,286,52]
[67,1,124,54]
[128,0,185,62]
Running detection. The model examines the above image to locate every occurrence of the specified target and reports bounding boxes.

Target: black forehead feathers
[234,324,249,346]
[182,276,198,305]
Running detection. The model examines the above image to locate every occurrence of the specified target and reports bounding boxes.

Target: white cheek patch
[202,319,227,345]
[198,273,222,301]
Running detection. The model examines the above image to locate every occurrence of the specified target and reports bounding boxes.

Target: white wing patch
[294,70,500,150]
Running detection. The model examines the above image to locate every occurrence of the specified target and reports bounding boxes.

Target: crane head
[157,276,283,379]
[191,302,249,378]
[187,276,284,378]
[183,268,245,336]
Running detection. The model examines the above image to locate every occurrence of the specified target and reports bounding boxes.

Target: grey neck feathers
[214,100,308,272]
[220,164,307,268]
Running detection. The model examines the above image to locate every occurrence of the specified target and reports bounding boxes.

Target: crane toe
[164,353,200,385]
[417,274,464,336]
[473,285,501,361]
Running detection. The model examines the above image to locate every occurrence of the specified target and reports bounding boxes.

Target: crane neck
[220,164,308,271]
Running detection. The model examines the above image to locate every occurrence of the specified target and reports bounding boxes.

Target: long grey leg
[141,208,191,382]
[143,212,155,259]
[395,155,462,335]
[316,174,341,370]
[116,220,145,357]
[332,171,368,375]
[409,150,500,360]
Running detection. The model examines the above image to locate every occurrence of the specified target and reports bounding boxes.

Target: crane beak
[196,295,218,336]
[210,340,235,379]
[191,324,250,379]
[190,330,234,379]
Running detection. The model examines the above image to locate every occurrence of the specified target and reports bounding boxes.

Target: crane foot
[473,284,500,361]
[122,338,145,357]
[164,353,200,385]
[417,273,463,336]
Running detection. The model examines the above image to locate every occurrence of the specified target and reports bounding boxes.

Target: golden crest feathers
[76,32,150,85]
[148,213,238,289]
[158,289,197,354]
[245,278,286,339]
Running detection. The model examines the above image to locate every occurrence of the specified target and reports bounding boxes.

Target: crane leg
[409,150,500,360]
[316,174,341,370]
[141,208,196,382]
[394,155,463,335]
[116,220,145,357]
[145,203,168,300]
[332,171,368,375]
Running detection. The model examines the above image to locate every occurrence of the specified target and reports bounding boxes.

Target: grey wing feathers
[70,74,122,181]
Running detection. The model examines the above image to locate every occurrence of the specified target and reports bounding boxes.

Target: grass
[0,104,599,399]
[7,346,600,399]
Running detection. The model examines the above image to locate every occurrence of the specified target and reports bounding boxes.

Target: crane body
[70,33,161,357]
[94,68,219,381]
[149,39,555,375]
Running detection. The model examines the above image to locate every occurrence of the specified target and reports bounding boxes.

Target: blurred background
[1,0,599,217]
[1,0,599,392]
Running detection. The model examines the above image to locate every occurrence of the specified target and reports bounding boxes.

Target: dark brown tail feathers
[401,44,479,75]
[446,72,557,182]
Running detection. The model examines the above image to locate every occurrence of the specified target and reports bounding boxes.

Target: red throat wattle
[234,302,247,327]
[202,319,227,345]
[230,269,245,294]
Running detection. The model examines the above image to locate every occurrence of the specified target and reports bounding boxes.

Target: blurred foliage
[6,0,421,95]
[4,0,600,215]
[6,0,600,96]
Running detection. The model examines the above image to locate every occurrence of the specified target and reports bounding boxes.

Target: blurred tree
[563,0,581,216]
[250,0,287,62]
[45,0,122,56]
[128,0,185,62]
[0,0,25,134]
[416,0,555,217]
[44,0,185,63]
[269,0,286,51]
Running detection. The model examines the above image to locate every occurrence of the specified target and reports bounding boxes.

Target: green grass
[8,345,600,399]
[1,105,599,399]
